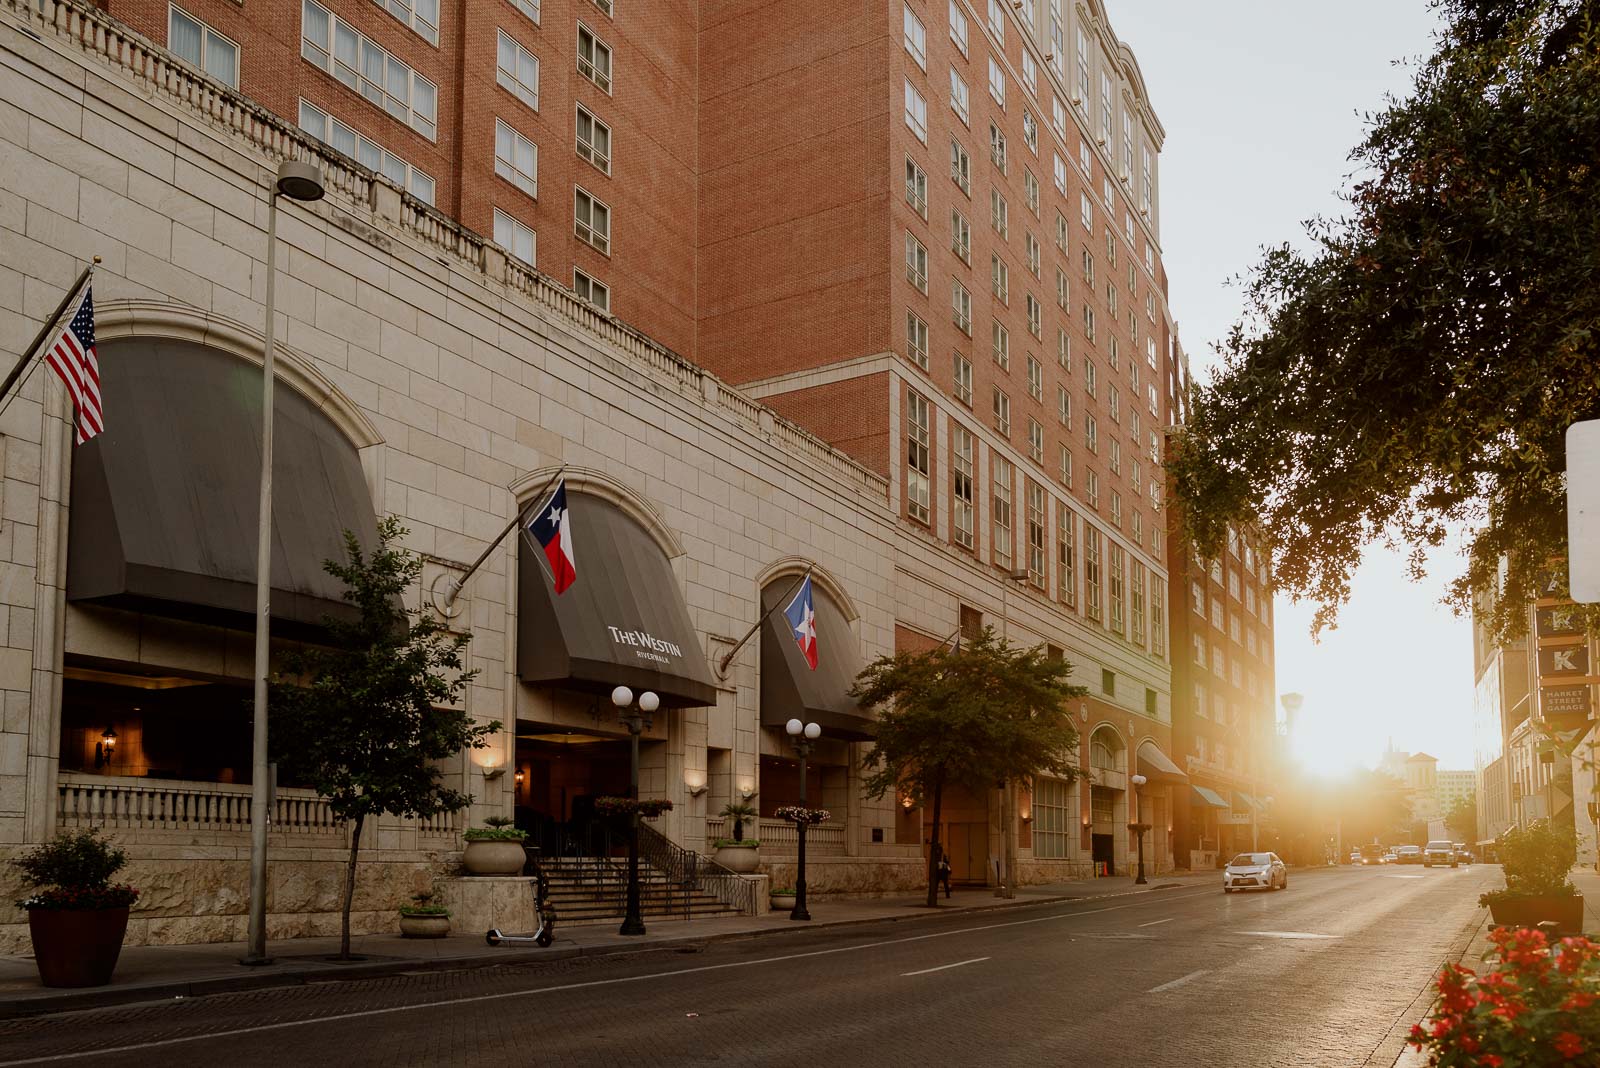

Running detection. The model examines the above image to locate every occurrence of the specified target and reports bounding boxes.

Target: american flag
[43,284,101,444]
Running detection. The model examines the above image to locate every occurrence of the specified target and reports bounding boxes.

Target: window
[170,6,239,87]
[572,268,609,311]
[1099,71,1113,144]
[1057,385,1071,427]
[902,158,929,221]
[1084,358,1097,397]
[1023,110,1039,154]
[949,0,970,56]
[953,425,976,549]
[1026,355,1043,401]
[1025,232,1041,277]
[954,352,974,406]
[1021,52,1037,96]
[1084,415,1099,456]
[511,0,540,22]
[905,79,928,142]
[1085,468,1099,509]
[1055,210,1069,252]
[950,207,972,264]
[1026,483,1046,587]
[906,232,929,294]
[990,187,1008,237]
[950,68,971,125]
[494,28,540,112]
[577,23,612,92]
[1026,294,1042,339]
[1083,525,1102,620]
[992,386,1011,437]
[1129,560,1146,646]
[493,208,536,266]
[589,0,610,16]
[1080,191,1093,230]
[989,123,1008,173]
[1079,138,1090,174]
[987,0,1006,42]
[494,118,538,197]
[1082,247,1095,285]
[574,186,610,254]
[988,56,1005,108]
[1151,581,1165,657]
[1102,668,1115,696]
[1110,489,1123,529]
[1033,777,1070,858]
[1027,418,1043,462]
[575,104,611,174]
[952,280,973,334]
[299,101,436,203]
[951,138,972,195]
[992,455,1014,567]
[990,254,1010,305]
[1056,502,1076,606]
[904,4,927,69]
[1213,646,1225,678]
[304,1,437,137]
[906,310,930,370]
[1083,304,1096,342]
[1109,436,1121,474]
[1210,599,1223,629]
[992,320,1009,369]
[907,389,932,524]
[1131,508,1142,546]
[1024,172,1040,217]
[1057,326,1071,369]
[1074,26,1090,106]
[372,0,439,44]
[1053,153,1068,196]
[1058,443,1072,487]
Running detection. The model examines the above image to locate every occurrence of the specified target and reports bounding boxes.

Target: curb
[0,878,1203,1019]
[1381,907,1489,1068]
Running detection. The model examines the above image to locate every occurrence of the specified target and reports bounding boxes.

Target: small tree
[272,516,497,958]
[853,627,1086,907]
[1444,792,1477,846]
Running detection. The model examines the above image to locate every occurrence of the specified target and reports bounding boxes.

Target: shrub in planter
[10,829,139,988]
[462,816,528,876]
[770,887,797,911]
[720,802,758,842]
[398,892,451,938]
[1478,820,1581,933]
[712,837,761,873]
[1408,926,1600,1066]
[593,796,674,819]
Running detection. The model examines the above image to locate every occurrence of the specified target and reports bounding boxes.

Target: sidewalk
[0,869,1219,1017]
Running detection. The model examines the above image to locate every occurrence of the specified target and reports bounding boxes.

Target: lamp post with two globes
[785,718,821,921]
[611,685,659,937]
[1129,772,1150,885]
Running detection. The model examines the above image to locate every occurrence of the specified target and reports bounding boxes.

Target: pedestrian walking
[936,848,953,899]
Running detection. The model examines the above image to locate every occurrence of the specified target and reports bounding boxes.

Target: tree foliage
[852,628,1086,906]
[1169,0,1600,639]
[272,516,496,956]
[1444,791,1478,843]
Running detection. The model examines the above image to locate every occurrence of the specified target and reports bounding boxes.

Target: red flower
[1559,991,1594,1011]
[1480,1056,1503,1068]
[1553,1032,1585,1059]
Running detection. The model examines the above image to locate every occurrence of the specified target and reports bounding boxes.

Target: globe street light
[612,685,659,936]
[244,158,325,967]
[785,718,821,921]
[1129,772,1150,886]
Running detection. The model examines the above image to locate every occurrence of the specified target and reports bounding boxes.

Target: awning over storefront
[1135,742,1188,785]
[1234,791,1260,811]
[1191,785,1230,809]
[517,491,717,708]
[66,338,376,630]
[759,576,875,742]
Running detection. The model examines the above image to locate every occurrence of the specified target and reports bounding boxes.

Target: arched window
[1089,727,1122,772]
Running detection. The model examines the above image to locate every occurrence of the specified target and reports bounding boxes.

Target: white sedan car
[1223,852,1288,893]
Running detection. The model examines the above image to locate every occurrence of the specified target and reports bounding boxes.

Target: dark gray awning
[1191,785,1230,809]
[516,492,716,708]
[67,338,376,631]
[1136,744,1189,785]
[759,577,875,742]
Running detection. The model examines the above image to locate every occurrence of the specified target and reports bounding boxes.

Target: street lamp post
[244,159,325,967]
[611,685,659,937]
[1129,772,1149,885]
[785,718,821,921]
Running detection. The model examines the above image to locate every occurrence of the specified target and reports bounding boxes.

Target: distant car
[1395,845,1424,865]
[1224,852,1288,893]
[1453,844,1473,865]
[1423,840,1457,868]
[1359,844,1386,865]
[1381,852,1399,864]
[1348,850,1363,864]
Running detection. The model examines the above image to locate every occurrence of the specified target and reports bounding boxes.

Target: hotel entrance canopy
[758,577,875,741]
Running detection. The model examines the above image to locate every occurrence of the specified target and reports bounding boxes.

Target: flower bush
[10,829,139,912]
[1479,821,1578,908]
[1407,927,1600,1066]
[774,806,831,825]
[593,796,673,819]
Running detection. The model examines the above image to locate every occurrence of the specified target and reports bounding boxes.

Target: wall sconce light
[514,767,526,787]
[737,781,756,800]
[95,726,118,769]
[481,756,505,782]
[900,795,915,810]
[685,769,708,797]
[1020,810,1033,823]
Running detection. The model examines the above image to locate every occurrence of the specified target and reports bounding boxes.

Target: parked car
[1395,845,1424,865]
[1359,844,1386,865]
[1381,852,1399,864]
[1453,843,1473,865]
[1223,852,1288,893]
[1348,850,1363,864]
[1423,840,1457,868]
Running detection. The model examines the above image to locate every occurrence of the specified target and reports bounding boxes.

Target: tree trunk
[339,812,364,960]
[926,778,944,908]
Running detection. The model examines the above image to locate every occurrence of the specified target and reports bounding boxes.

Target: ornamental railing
[640,822,761,916]
[705,817,847,856]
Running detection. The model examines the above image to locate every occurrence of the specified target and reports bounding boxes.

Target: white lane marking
[0,901,1154,1066]
[902,956,990,976]
[1237,931,1338,940]
[1138,918,1174,928]
[1148,969,1210,993]
[1385,875,1424,879]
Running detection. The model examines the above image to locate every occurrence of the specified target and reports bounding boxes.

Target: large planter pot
[714,844,760,873]
[770,893,797,913]
[27,906,130,988]
[1486,894,1586,934]
[399,913,451,939]
[462,839,527,875]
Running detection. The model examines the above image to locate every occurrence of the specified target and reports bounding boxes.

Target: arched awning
[1136,741,1189,785]
[66,338,377,631]
[758,575,874,741]
[516,491,717,708]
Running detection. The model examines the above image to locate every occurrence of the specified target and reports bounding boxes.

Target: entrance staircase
[537,856,743,927]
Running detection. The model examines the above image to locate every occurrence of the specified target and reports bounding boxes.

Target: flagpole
[0,259,97,412]
[442,465,567,609]
[715,566,812,678]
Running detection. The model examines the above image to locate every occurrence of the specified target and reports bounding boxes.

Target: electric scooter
[485,863,556,948]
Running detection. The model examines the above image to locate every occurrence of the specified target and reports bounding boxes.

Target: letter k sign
[1553,649,1579,672]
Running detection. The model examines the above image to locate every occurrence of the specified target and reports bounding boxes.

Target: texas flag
[784,576,818,670]
[526,480,577,594]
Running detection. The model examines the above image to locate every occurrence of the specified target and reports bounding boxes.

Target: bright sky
[1109,1,1477,773]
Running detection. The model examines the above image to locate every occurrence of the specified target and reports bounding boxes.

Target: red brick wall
[763,373,890,476]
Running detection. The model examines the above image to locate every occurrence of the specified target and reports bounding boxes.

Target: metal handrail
[640,823,761,916]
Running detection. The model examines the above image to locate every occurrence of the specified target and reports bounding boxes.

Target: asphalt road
[0,863,1499,1068]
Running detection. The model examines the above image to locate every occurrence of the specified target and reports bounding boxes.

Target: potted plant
[9,829,140,988]
[462,815,528,876]
[398,892,451,938]
[1408,926,1600,1065]
[1478,819,1584,934]
[770,887,797,912]
[593,796,674,820]
[714,801,760,873]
